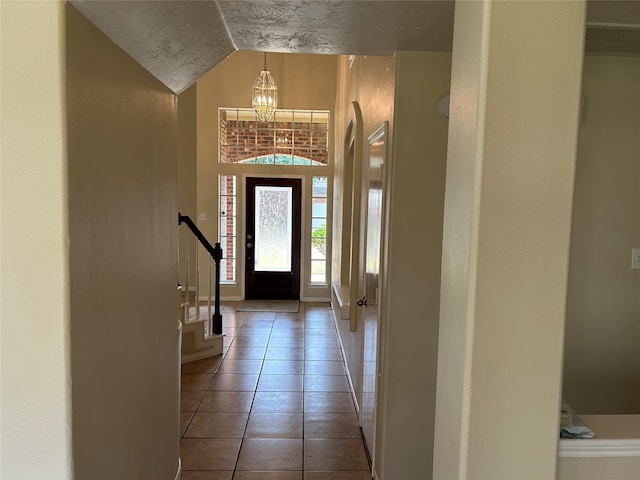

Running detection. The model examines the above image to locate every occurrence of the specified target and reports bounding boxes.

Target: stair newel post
[212,242,223,335]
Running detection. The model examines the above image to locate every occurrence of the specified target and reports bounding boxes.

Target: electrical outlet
[632,248,640,270]
[198,213,207,221]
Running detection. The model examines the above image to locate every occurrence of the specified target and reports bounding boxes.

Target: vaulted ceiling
[69,0,640,94]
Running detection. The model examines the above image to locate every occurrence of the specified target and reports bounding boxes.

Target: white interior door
[359,123,387,461]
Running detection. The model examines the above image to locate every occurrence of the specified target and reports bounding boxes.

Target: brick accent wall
[220,110,328,165]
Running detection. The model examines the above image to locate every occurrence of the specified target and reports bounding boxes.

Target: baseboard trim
[198,295,244,302]
[559,438,640,457]
[300,296,331,303]
[222,296,243,301]
[174,457,181,480]
[331,303,360,416]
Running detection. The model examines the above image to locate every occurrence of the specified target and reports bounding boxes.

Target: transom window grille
[219,174,237,283]
[219,108,329,166]
[311,176,328,284]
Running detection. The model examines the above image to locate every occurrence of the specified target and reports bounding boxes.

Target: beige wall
[0,1,73,477]
[375,51,450,480]
[331,51,450,480]
[196,51,337,301]
[434,1,585,479]
[66,5,180,479]
[331,53,396,417]
[563,55,640,414]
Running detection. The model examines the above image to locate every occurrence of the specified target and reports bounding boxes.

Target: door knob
[356,296,367,307]
[247,242,253,248]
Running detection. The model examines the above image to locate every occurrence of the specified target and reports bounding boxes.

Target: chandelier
[252,52,278,122]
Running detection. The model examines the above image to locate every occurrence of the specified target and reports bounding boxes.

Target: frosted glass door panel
[254,186,293,272]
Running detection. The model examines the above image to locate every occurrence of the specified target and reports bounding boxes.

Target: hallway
[180,302,372,479]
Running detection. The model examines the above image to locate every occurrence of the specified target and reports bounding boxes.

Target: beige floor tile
[304,336,340,349]
[223,346,266,359]
[262,360,304,375]
[268,336,305,348]
[237,315,272,324]
[181,390,206,411]
[303,472,371,480]
[265,347,305,361]
[304,375,349,392]
[180,438,242,470]
[181,471,233,480]
[305,348,342,361]
[270,327,305,338]
[304,392,356,413]
[184,412,249,438]
[257,374,303,392]
[179,302,371,477]
[236,438,303,471]
[217,359,264,374]
[181,356,223,374]
[208,374,259,391]
[233,472,302,480]
[304,439,369,471]
[182,373,214,390]
[222,327,238,337]
[198,391,254,413]
[232,335,270,348]
[275,312,305,321]
[304,324,335,333]
[304,413,362,439]
[236,326,273,336]
[251,392,304,413]
[304,360,345,376]
[245,412,303,438]
[181,411,194,437]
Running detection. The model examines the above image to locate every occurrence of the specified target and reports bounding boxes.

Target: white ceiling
[69,0,640,94]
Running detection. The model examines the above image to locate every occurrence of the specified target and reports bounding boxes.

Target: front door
[245,177,301,299]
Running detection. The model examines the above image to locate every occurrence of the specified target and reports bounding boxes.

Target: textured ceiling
[69,0,640,95]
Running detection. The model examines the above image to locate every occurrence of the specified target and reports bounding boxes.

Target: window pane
[219,108,329,166]
[312,177,327,197]
[312,198,327,218]
[311,260,326,283]
[254,186,292,272]
[221,258,236,283]
[221,236,235,260]
[219,174,236,282]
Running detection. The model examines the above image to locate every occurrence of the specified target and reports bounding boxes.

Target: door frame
[241,174,306,300]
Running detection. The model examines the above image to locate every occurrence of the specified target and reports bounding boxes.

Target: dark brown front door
[245,177,301,299]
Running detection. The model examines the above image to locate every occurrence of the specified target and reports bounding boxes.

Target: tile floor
[180,302,373,480]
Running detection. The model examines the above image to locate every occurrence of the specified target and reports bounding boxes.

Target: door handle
[247,242,253,248]
[356,296,367,307]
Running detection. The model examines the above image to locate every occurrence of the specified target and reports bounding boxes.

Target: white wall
[564,55,640,414]
[66,5,180,479]
[0,1,73,477]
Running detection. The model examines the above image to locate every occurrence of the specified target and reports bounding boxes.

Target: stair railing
[178,213,223,335]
